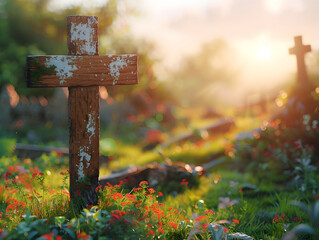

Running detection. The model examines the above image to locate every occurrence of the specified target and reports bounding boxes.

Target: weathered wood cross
[289,35,311,85]
[26,16,138,206]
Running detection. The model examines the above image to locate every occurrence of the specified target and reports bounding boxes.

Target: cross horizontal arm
[27,54,138,87]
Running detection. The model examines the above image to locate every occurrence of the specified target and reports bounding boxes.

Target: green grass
[0,151,317,239]
[201,169,313,239]
[1,105,318,238]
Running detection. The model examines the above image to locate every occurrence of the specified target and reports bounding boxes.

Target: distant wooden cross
[26,16,138,206]
[289,35,311,85]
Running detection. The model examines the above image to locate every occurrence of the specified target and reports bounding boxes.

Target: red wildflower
[202,223,209,228]
[168,222,178,229]
[77,232,90,240]
[41,232,54,240]
[32,172,39,179]
[181,179,189,185]
[273,214,289,224]
[30,166,39,173]
[139,181,149,187]
[232,219,239,224]
[146,229,155,237]
[8,166,18,173]
[112,192,123,201]
[110,214,120,220]
[158,228,165,234]
[120,201,131,206]
[88,205,94,210]
[6,199,17,204]
[224,227,229,233]
[134,187,142,192]
[125,193,136,201]
[239,188,242,192]
[148,188,156,194]
[293,217,303,222]
[204,210,215,215]
[113,210,126,216]
[194,216,208,222]
[313,194,319,201]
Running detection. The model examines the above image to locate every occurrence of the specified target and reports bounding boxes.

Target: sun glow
[257,46,271,60]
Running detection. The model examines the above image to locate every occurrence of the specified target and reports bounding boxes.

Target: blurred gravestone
[28,96,41,126]
[46,88,68,126]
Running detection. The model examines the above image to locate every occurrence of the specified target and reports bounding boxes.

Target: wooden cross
[26,16,138,206]
[289,35,311,85]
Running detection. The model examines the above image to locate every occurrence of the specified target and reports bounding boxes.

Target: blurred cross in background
[289,35,311,85]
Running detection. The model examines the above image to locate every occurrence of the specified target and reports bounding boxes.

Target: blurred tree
[0,0,119,97]
[103,34,176,103]
[170,39,237,107]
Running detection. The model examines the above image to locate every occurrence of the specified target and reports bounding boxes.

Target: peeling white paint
[77,160,85,180]
[45,56,77,84]
[109,56,128,85]
[88,17,98,25]
[70,17,97,55]
[86,113,95,144]
[77,146,92,180]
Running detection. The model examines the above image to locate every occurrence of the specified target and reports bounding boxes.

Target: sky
[51,0,319,104]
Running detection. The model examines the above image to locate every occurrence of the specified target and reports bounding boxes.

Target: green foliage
[0,0,119,97]
[283,201,319,239]
[100,138,116,156]
[170,39,237,107]
[232,119,319,183]
[0,138,16,157]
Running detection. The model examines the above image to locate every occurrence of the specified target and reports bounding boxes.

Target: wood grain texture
[69,86,100,205]
[27,55,138,87]
[67,16,99,206]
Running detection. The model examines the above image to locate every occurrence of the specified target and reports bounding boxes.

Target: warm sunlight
[264,0,284,14]
[257,45,271,61]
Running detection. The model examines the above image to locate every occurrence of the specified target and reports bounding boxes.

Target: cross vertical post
[67,16,99,205]
[26,15,138,206]
[289,35,311,85]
